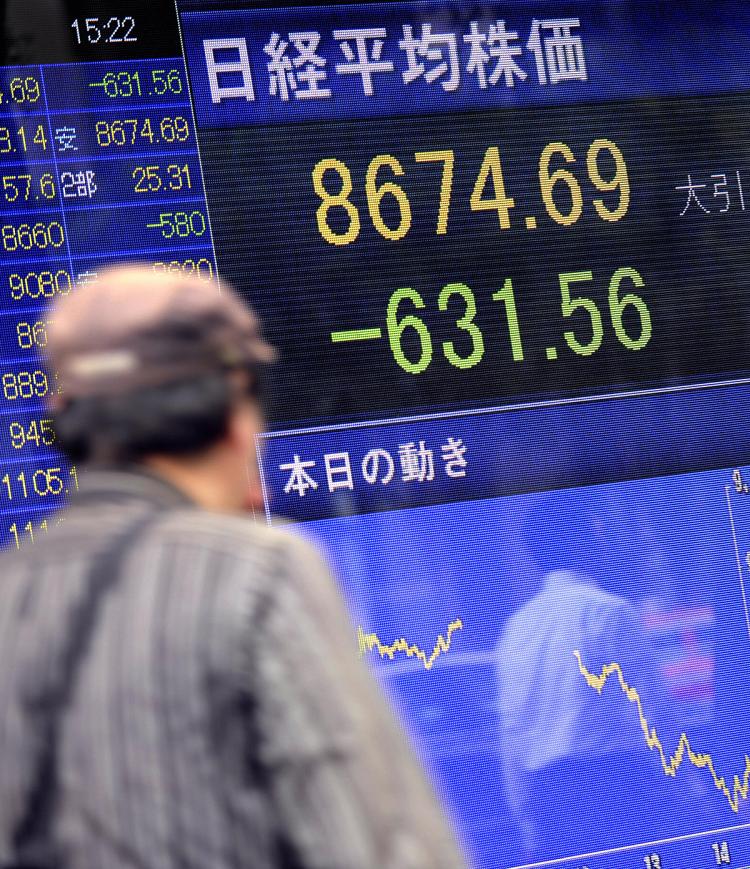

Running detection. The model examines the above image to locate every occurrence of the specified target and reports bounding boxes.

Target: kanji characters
[264,31,331,101]
[280,454,318,497]
[676,174,710,215]
[54,126,78,152]
[278,437,468,498]
[464,20,526,88]
[203,37,255,104]
[399,441,435,483]
[527,18,587,85]
[290,32,332,98]
[264,33,296,101]
[676,169,748,216]
[61,170,97,199]
[325,452,354,492]
[399,24,460,92]
[203,18,591,109]
[333,27,394,95]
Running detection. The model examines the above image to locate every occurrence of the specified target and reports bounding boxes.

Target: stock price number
[146,210,207,240]
[0,465,78,502]
[333,267,651,374]
[312,139,629,245]
[152,258,214,282]
[133,163,192,194]
[0,124,48,157]
[1,370,58,402]
[95,116,191,148]
[8,270,72,302]
[1,221,64,252]
[8,515,64,550]
[16,321,52,350]
[8,418,55,451]
[71,16,136,44]
[0,76,41,107]
[1,172,56,204]
[89,68,183,99]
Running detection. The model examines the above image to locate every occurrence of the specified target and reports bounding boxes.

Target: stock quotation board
[7,2,750,869]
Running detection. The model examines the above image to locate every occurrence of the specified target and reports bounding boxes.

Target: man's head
[523,491,609,577]
[46,265,276,512]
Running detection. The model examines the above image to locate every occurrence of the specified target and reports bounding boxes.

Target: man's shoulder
[157,509,323,570]
[0,504,323,585]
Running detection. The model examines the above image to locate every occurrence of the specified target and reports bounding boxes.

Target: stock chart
[5,2,750,868]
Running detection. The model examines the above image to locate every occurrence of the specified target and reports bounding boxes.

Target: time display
[70,17,137,45]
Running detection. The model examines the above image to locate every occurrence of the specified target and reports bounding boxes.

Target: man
[496,494,670,861]
[0,266,465,869]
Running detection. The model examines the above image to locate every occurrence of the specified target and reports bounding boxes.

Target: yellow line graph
[574,650,750,813]
[357,618,464,670]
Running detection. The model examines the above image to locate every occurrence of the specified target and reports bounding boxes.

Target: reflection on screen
[5,1,750,867]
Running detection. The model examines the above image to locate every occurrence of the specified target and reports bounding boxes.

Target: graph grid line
[724,485,750,641]
[574,650,750,813]
[358,618,464,670]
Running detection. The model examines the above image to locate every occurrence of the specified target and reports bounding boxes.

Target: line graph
[357,618,464,670]
[574,650,750,813]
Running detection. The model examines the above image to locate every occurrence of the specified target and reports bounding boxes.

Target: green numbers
[365,267,652,375]
[558,267,652,357]
[386,281,520,375]
[387,287,433,374]
[559,271,603,356]
[438,283,485,369]
[491,278,524,362]
[608,267,652,350]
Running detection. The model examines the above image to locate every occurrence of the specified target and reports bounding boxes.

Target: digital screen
[4,2,750,868]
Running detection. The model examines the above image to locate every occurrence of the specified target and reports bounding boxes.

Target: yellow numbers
[0,125,47,156]
[539,142,584,226]
[1,222,64,252]
[133,163,192,193]
[159,116,190,142]
[313,139,630,243]
[2,371,50,401]
[9,270,71,301]
[312,158,361,246]
[9,419,56,450]
[9,76,40,104]
[1,173,55,203]
[587,138,630,222]
[94,117,187,147]
[470,146,516,229]
[415,150,454,234]
[365,155,412,241]
[152,258,214,282]
[16,321,50,350]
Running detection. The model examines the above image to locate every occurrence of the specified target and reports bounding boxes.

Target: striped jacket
[0,469,466,869]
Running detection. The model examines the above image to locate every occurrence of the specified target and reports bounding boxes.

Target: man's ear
[226,401,265,511]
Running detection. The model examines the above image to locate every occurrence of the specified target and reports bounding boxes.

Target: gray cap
[47,265,276,403]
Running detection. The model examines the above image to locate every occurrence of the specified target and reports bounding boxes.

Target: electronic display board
[4,2,750,868]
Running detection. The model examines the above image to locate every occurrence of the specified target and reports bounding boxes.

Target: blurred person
[496,494,675,861]
[0,266,466,869]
